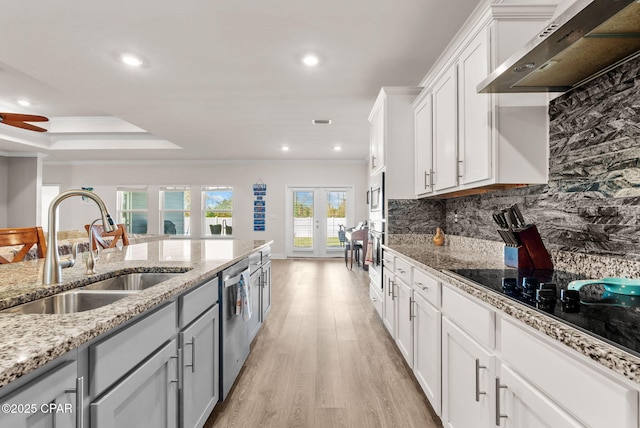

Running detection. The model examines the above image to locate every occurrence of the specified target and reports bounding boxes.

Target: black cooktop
[449,268,640,358]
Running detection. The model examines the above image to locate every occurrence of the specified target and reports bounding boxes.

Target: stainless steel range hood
[478,0,640,93]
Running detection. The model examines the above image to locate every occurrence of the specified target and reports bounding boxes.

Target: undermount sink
[81,272,183,291]
[1,290,137,315]
[2,272,186,315]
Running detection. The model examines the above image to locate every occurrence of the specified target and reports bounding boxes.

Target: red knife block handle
[514,225,553,270]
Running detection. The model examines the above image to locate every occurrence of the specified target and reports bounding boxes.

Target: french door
[286,187,354,258]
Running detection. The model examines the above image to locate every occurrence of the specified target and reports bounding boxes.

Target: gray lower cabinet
[180,305,219,428]
[261,260,271,318]
[91,339,179,428]
[248,270,262,342]
[0,360,80,428]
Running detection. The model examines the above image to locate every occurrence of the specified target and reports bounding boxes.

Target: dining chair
[84,223,130,251]
[0,227,47,264]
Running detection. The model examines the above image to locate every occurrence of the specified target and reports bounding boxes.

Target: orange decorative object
[433,228,445,246]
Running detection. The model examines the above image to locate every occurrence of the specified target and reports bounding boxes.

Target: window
[203,187,233,236]
[41,184,61,233]
[117,188,149,234]
[160,186,191,236]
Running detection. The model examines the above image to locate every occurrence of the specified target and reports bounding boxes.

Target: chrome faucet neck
[43,189,115,285]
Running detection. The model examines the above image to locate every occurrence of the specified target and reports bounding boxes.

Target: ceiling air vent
[312,119,332,125]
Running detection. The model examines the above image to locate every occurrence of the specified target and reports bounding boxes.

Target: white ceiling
[0,0,481,162]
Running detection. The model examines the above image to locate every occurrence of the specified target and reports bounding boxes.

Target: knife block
[512,225,554,270]
[504,245,530,268]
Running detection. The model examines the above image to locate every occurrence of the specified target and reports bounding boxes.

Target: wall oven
[369,172,384,216]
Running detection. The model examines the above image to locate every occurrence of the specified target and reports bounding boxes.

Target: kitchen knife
[503,209,515,230]
[492,213,506,229]
[497,230,512,246]
[511,204,526,228]
[496,211,508,229]
[506,209,520,231]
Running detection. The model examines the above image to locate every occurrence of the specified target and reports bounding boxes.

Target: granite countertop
[383,243,640,385]
[0,239,271,388]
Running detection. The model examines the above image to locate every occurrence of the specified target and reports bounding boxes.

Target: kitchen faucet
[43,189,115,284]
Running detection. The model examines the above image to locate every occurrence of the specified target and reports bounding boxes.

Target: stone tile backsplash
[388,55,640,261]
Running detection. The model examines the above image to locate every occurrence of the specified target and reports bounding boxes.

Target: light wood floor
[205,259,441,428]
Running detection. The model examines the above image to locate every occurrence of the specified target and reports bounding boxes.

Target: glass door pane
[292,191,314,250]
[326,190,347,249]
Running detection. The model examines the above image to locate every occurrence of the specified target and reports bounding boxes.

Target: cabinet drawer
[413,268,440,307]
[383,251,395,270]
[441,285,494,348]
[90,302,177,396]
[394,257,412,285]
[179,277,218,328]
[369,283,383,318]
[502,320,638,428]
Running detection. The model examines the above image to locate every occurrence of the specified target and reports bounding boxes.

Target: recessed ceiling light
[302,54,320,67]
[281,145,290,152]
[312,119,332,125]
[121,54,144,67]
[16,99,31,107]
[333,146,342,151]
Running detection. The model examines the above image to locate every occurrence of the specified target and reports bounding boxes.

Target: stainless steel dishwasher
[219,258,250,401]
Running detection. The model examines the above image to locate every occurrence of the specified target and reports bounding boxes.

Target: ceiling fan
[0,113,49,132]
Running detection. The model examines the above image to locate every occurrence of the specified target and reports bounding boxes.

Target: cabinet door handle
[391,281,397,300]
[475,358,487,401]
[66,376,84,428]
[409,297,416,320]
[458,160,464,179]
[169,354,180,388]
[415,281,428,291]
[495,377,508,426]
[186,336,196,373]
[430,169,436,186]
[388,279,393,296]
[424,171,429,189]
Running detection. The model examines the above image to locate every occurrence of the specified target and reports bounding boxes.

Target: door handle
[409,297,416,321]
[185,336,196,373]
[66,377,84,428]
[475,358,487,401]
[495,377,508,426]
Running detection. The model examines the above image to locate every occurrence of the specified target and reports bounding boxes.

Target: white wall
[43,160,368,258]
[7,157,42,228]
[0,156,7,228]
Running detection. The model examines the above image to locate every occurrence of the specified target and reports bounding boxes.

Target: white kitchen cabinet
[457,25,490,186]
[501,318,639,428]
[413,291,441,417]
[92,339,179,428]
[414,5,554,198]
[382,266,396,337]
[369,100,384,174]
[395,275,413,367]
[432,67,458,193]
[0,361,79,428]
[368,87,422,200]
[442,317,494,428]
[180,306,219,428]
[414,92,433,196]
[497,364,582,428]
